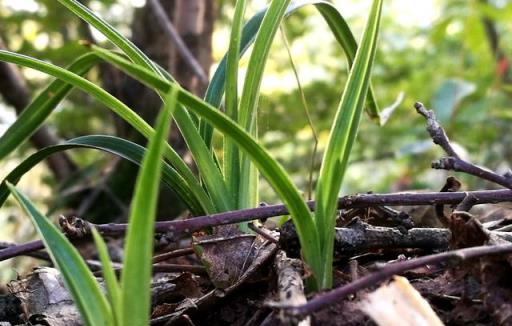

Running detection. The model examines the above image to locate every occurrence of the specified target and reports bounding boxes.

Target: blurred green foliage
[1,0,512,205]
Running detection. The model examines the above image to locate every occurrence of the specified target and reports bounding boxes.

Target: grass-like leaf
[0,135,208,215]
[91,228,121,324]
[202,0,382,149]
[55,0,232,212]
[0,50,213,214]
[238,0,290,134]
[95,46,234,212]
[0,53,100,160]
[223,0,247,206]
[237,0,290,209]
[0,0,385,291]
[75,48,324,287]
[56,0,158,73]
[315,0,383,289]
[7,183,112,326]
[120,88,177,325]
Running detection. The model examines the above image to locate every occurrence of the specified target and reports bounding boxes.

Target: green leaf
[120,88,176,325]
[315,0,383,289]
[0,50,213,215]
[91,228,121,324]
[173,85,322,286]
[57,0,231,212]
[202,0,382,148]
[0,52,100,161]
[56,0,158,73]
[0,135,208,215]
[431,79,476,123]
[176,85,323,287]
[239,0,290,134]
[223,0,247,206]
[92,47,233,212]
[64,49,324,287]
[237,0,291,209]
[7,183,112,326]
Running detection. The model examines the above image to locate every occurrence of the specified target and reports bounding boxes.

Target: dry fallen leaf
[9,267,82,326]
[360,276,444,326]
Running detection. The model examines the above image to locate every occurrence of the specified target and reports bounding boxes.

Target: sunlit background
[1,0,511,281]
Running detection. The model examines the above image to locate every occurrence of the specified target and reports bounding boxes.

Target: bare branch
[415,102,512,189]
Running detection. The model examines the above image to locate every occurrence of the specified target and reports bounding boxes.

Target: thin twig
[152,263,206,275]
[270,250,310,325]
[0,242,113,272]
[147,0,208,84]
[4,189,512,262]
[432,157,512,189]
[455,193,479,212]
[414,102,460,158]
[287,244,512,317]
[333,222,451,253]
[0,242,50,261]
[93,262,205,277]
[0,240,44,261]
[415,102,512,189]
[93,189,512,237]
[152,247,195,264]
[248,222,279,244]
[278,219,512,257]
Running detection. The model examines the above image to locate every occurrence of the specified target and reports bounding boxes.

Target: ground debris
[8,267,82,326]
[360,276,443,326]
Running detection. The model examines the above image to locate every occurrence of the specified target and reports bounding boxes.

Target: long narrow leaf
[315,0,383,289]
[66,50,324,287]
[120,87,176,325]
[0,135,208,215]
[7,183,112,326]
[0,50,213,214]
[202,0,382,148]
[176,87,323,287]
[55,0,232,212]
[223,0,247,206]
[91,228,121,324]
[0,53,100,160]
[238,0,290,133]
[237,0,290,209]
[56,0,158,73]
[172,107,233,211]
[92,46,233,212]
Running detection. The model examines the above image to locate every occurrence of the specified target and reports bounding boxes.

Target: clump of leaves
[1,0,382,323]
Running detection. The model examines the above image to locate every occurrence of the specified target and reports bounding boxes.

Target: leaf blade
[0,135,208,215]
[237,0,291,209]
[315,0,383,288]
[120,88,177,325]
[0,50,213,214]
[223,0,248,206]
[7,183,112,326]
[0,52,100,161]
[91,228,122,324]
[202,0,382,148]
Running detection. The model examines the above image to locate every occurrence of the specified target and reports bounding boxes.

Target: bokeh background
[1,0,511,280]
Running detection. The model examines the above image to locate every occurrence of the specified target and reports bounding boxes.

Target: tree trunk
[89,0,216,222]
